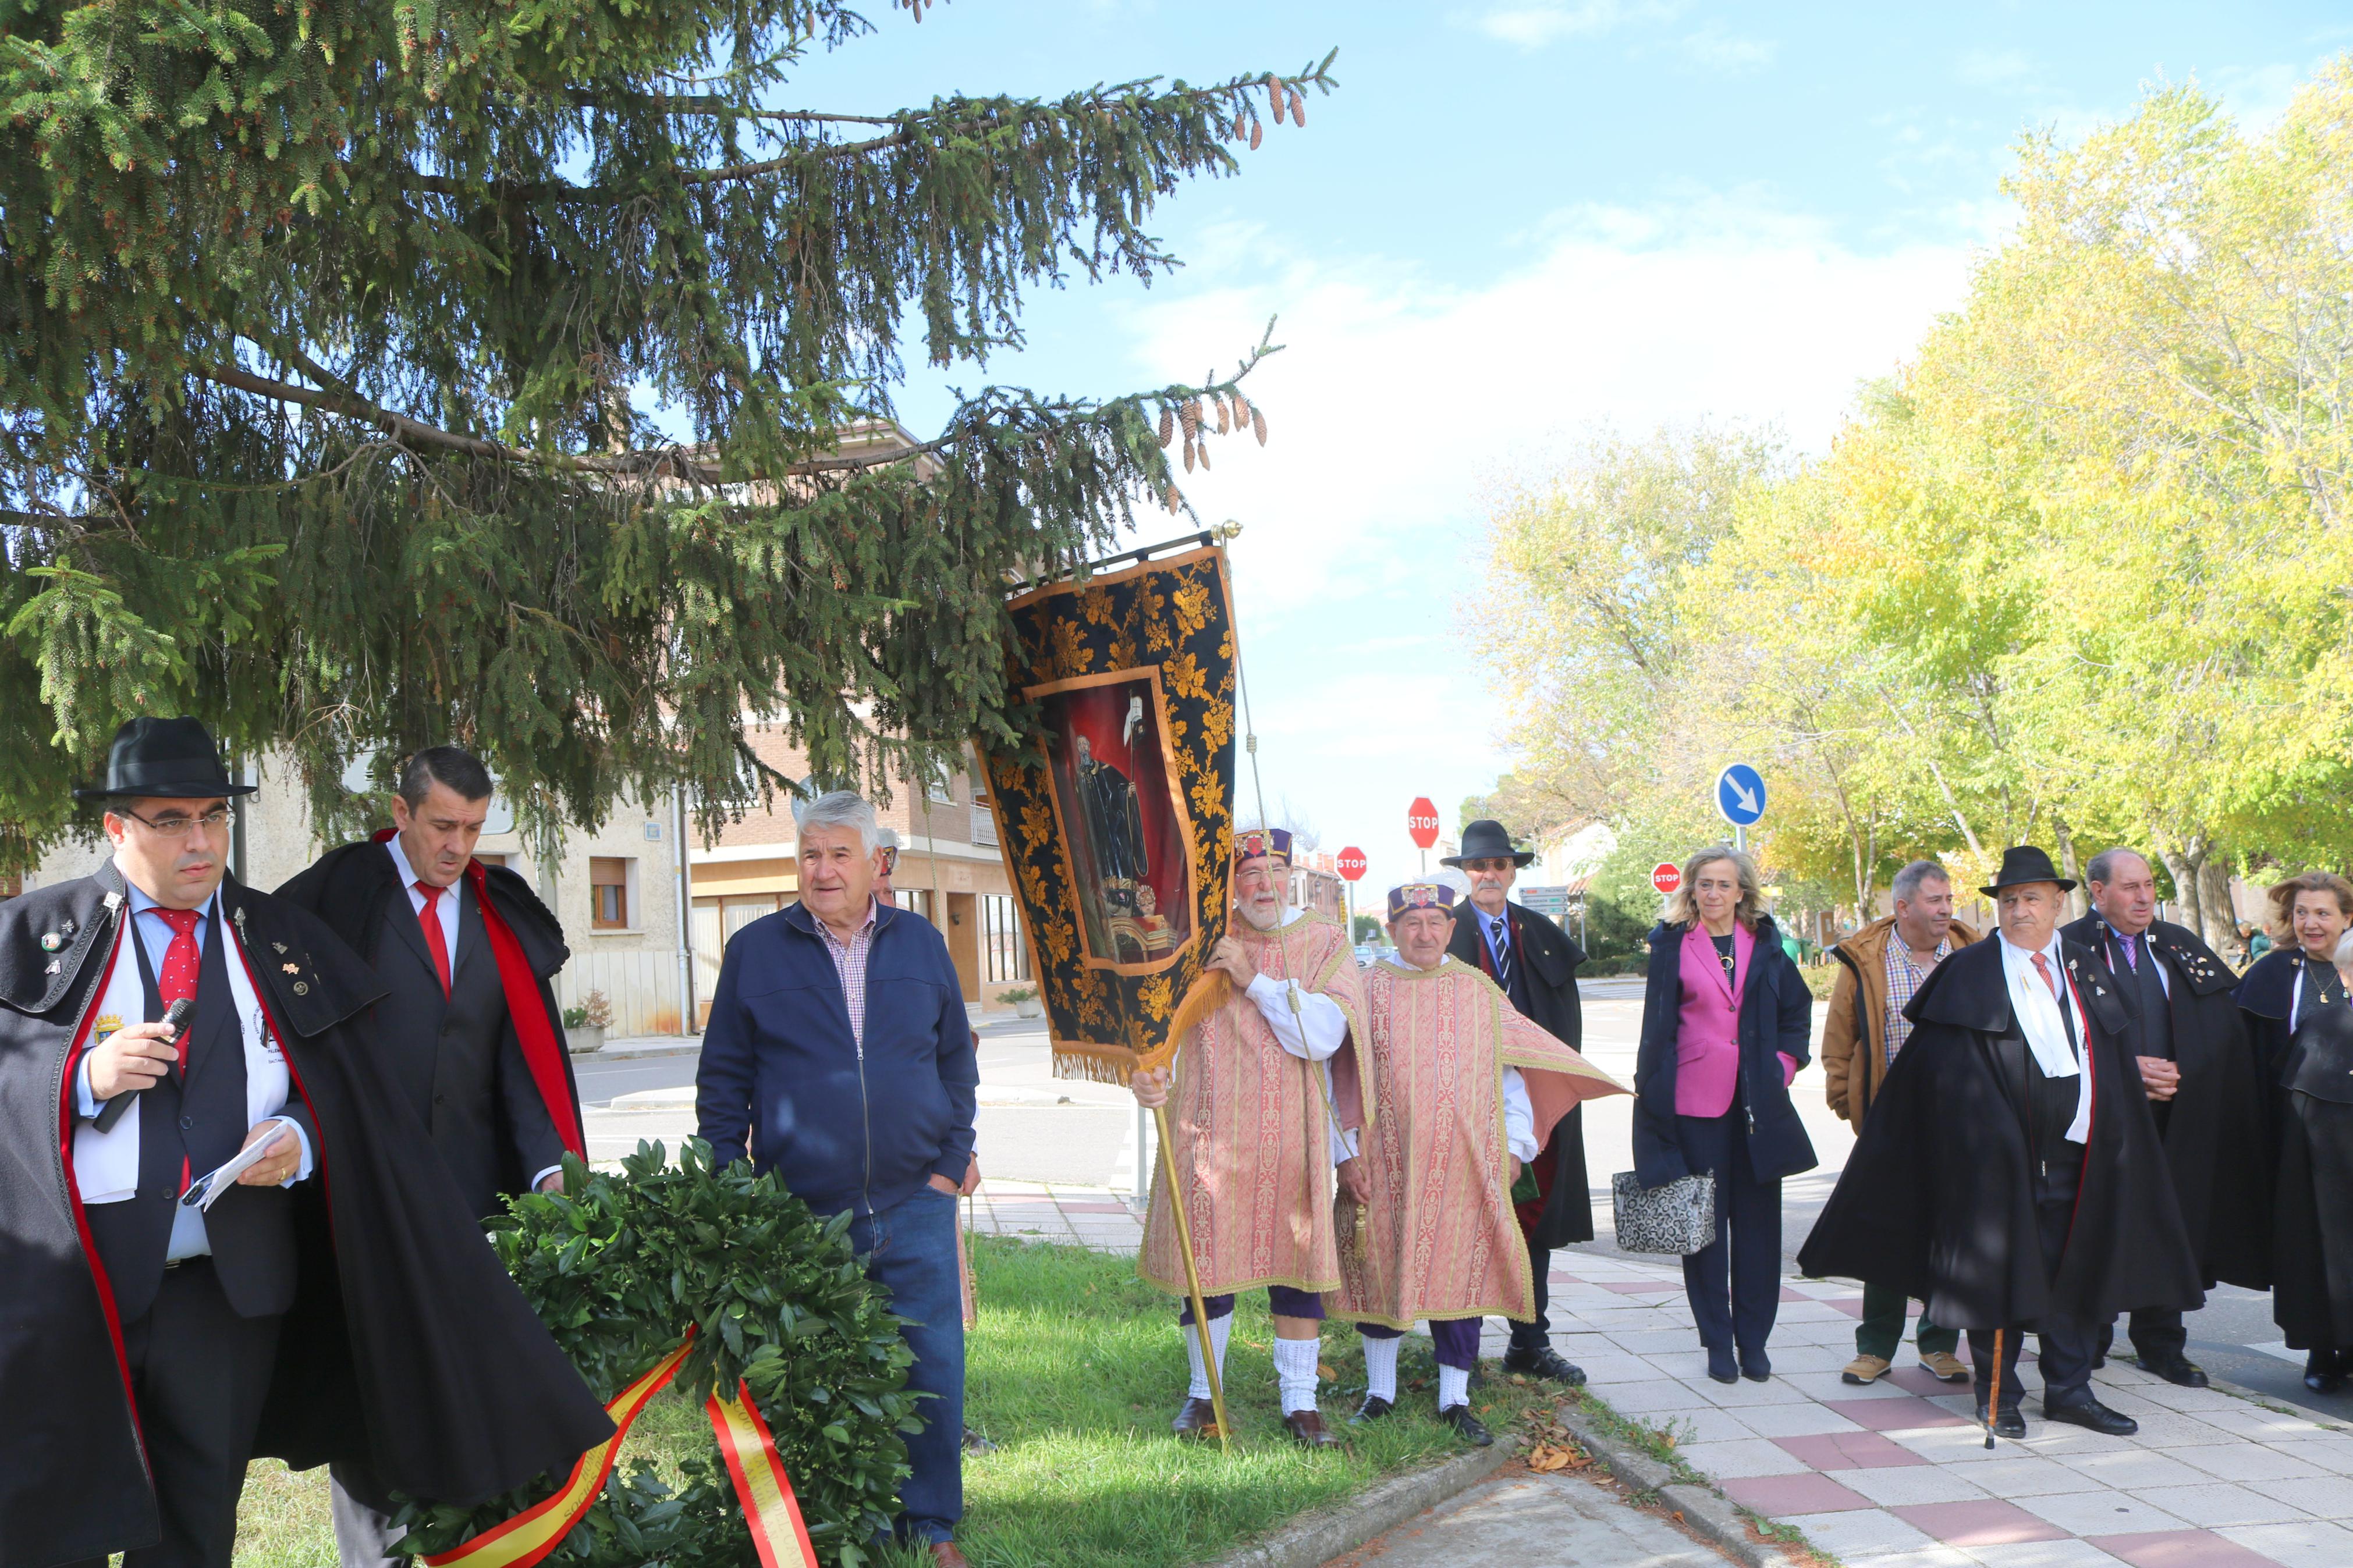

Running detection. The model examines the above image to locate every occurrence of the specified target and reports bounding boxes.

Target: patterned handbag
[1610,1171,1717,1256]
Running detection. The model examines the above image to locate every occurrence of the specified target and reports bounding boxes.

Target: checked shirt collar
[813,898,882,1050]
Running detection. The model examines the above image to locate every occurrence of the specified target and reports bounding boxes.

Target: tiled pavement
[972,1183,2353,1568]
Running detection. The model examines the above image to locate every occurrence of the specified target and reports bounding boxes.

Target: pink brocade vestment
[1139,911,1371,1299]
[1335,956,1630,1328]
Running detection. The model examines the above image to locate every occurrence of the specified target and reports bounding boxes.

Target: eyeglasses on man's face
[1460,858,1517,874]
[122,805,235,840]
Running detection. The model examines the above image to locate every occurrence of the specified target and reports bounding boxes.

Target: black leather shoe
[1975,1406,2028,1439]
[1739,1349,1772,1382]
[2140,1353,2209,1389]
[1171,1397,1220,1438]
[1283,1409,1341,1448]
[1705,1346,1738,1384]
[1502,1345,1588,1387]
[1441,1405,1494,1446]
[2306,1351,2345,1395]
[1350,1394,1395,1425]
[2045,1395,2138,1436]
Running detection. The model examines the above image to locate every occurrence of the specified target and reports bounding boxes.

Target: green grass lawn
[235,1234,1546,1568]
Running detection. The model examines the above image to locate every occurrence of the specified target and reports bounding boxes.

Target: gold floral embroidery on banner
[975,547,1241,1082]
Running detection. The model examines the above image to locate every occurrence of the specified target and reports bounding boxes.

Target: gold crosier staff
[1126,525,1306,1452]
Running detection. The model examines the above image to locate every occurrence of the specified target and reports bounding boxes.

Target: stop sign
[1651,862,1683,895]
[1336,846,1368,882]
[1406,797,1441,850]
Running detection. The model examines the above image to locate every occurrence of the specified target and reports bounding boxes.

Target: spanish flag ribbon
[706,1378,821,1568]
[420,1335,817,1568]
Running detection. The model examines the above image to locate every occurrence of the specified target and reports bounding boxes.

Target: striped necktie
[1490,915,1513,992]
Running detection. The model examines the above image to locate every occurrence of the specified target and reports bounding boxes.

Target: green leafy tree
[1,0,1336,867]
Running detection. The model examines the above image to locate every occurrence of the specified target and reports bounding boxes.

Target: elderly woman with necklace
[1632,845,1816,1384]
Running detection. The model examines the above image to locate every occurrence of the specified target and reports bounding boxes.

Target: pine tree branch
[193,361,947,481]
[405,62,1336,202]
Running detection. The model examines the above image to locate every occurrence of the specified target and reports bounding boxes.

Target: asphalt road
[574,976,2351,1420]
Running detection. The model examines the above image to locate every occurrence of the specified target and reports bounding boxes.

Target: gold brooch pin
[282,963,300,975]
[293,982,310,995]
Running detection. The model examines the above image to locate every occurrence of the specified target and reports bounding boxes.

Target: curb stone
[1199,1439,1518,1568]
[1549,1401,1804,1568]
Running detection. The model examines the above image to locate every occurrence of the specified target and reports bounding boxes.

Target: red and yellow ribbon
[707,1379,821,1568]
[421,1337,818,1568]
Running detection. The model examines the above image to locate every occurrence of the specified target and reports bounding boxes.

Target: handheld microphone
[91,997,194,1133]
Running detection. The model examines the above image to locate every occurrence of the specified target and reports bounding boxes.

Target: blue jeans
[847,1187,964,1545]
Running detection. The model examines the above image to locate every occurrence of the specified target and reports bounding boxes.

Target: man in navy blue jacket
[695,791,979,1568]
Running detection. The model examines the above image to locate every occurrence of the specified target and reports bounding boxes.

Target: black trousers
[64,1260,282,1568]
[1676,1105,1782,1358]
[1969,1176,2099,1413]
[1510,1231,1552,1350]
[2095,1308,2188,1366]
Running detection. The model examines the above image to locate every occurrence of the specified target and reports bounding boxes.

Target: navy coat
[695,899,978,1218]
[1631,916,1818,1189]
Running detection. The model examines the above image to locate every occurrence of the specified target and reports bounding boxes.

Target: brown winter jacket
[1822,912,1982,1128]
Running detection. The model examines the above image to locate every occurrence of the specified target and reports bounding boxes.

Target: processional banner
[977,545,1238,1082]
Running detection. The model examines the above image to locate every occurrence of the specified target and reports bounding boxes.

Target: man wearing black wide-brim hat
[1440,818,1594,1386]
[1799,846,2201,1442]
[0,718,611,1568]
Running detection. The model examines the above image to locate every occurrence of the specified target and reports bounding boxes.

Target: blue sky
[783,1,2352,899]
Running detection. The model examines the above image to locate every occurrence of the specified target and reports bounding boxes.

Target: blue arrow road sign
[1716,764,1766,827]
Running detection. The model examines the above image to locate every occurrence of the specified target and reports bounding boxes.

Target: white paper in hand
[183,1128,286,1213]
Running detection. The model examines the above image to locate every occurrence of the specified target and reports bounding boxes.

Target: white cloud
[1955,47,2039,92]
[1673,23,1777,75]
[1474,0,1681,51]
[1093,193,1973,892]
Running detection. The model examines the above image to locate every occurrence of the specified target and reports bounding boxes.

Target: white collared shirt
[1996,928,2092,1144]
[385,834,462,967]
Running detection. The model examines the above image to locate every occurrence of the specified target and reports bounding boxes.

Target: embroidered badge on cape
[94,1014,124,1044]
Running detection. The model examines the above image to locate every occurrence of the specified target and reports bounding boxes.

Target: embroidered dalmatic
[1336,955,1629,1328]
[1140,910,1371,1298]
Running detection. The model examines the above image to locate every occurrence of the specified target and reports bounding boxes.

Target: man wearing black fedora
[0,717,610,1568]
[1442,818,1593,1386]
[1800,845,2201,1441]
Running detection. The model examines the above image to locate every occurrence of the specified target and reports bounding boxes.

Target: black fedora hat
[1440,818,1534,870]
[1979,844,2076,898]
[74,717,257,802]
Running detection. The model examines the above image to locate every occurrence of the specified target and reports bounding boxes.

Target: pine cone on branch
[1269,76,1287,123]
[1158,406,1174,448]
[1180,399,1201,440]
[1252,407,1268,445]
[1289,90,1307,125]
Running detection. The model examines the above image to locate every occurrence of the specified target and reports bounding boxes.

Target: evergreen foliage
[396,1140,916,1568]
[0,0,1336,867]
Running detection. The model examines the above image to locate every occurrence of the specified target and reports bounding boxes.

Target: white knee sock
[1273,1335,1322,1415]
[1184,1314,1233,1400]
[1438,1363,1470,1412]
[1361,1336,1400,1403]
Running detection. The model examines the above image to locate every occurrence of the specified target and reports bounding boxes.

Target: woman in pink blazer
[1631,846,1817,1384]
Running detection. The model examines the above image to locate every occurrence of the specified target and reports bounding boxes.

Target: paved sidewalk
[974,1186,2353,1567]
[965,1178,1143,1257]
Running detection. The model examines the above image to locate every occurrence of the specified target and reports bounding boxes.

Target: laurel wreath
[392,1140,921,1568]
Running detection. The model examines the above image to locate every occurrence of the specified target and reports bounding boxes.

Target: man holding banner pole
[1130,827,1371,1447]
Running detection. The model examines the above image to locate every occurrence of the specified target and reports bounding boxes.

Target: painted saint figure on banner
[1041,674,1194,966]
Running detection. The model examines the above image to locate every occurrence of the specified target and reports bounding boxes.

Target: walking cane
[1984,1328,2004,1449]
[1131,980,1238,1451]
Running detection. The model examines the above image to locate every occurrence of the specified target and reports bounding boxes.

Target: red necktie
[151,907,202,1079]
[416,883,453,995]
[2028,950,2059,998]
[150,905,202,1194]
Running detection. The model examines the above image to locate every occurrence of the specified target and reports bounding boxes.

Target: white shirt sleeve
[1246,972,1348,1061]
[1329,1115,1359,1164]
[1503,1067,1538,1164]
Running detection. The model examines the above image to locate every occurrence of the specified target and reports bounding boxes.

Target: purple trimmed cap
[1233,827,1293,865]
[1386,882,1457,920]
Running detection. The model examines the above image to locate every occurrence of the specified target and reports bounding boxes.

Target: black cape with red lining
[1795,931,2202,1331]
[0,864,612,1568]
[274,834,584,1199]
